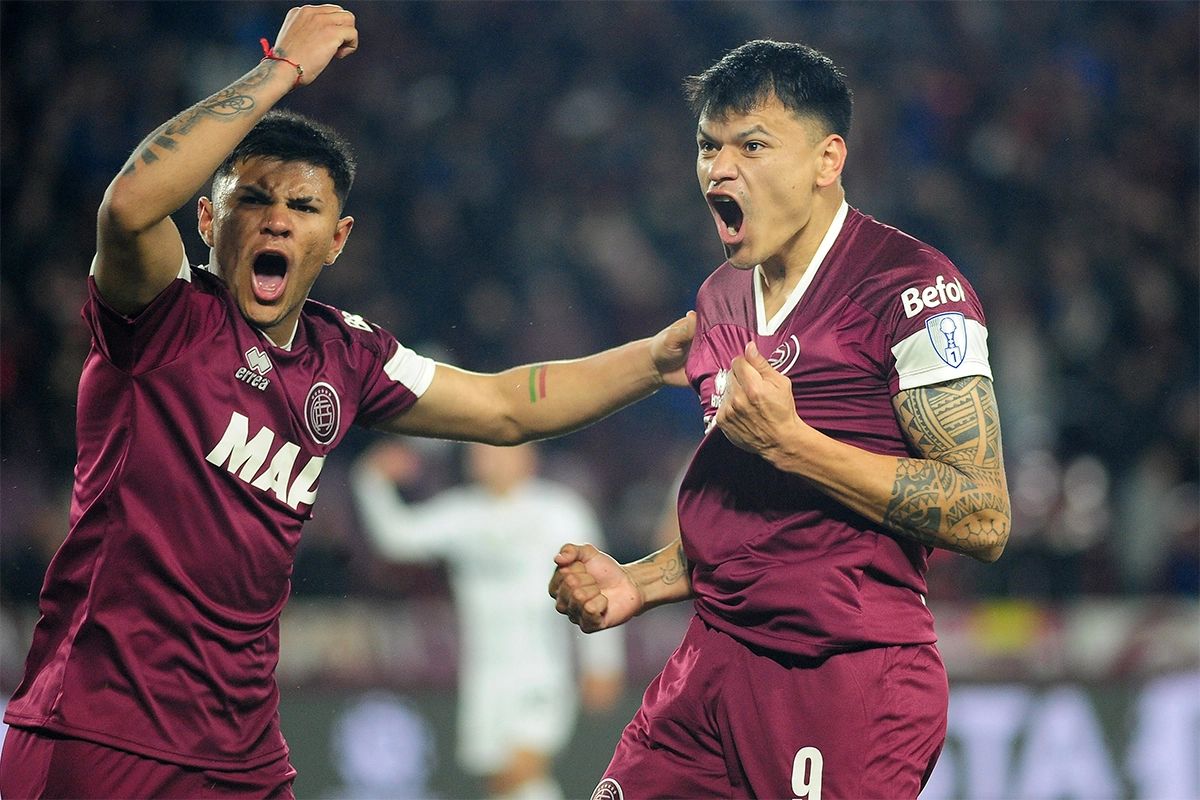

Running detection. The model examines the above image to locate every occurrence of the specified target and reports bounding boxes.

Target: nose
[261,204,292,237]
[706,145,739,185]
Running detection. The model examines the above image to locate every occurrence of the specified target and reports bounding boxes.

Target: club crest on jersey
[926,312,967,368]
[591,778,624,800]
[768,335,801,373]
[235,347,272,391]
[305,382,341,445]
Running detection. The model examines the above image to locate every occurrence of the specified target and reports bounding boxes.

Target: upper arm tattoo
[885,375,1009,552]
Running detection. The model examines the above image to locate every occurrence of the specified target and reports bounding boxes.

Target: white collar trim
[204,262,299,350]
[754,200,849,335]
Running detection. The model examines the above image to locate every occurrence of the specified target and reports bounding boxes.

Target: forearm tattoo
[122,67,269,174]
[886,376,1009,554]
[633,541,688,586]
[660,541,688,586]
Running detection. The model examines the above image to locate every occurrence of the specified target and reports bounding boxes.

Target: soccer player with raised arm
[550,40,1010,799]
[0,7,692,798]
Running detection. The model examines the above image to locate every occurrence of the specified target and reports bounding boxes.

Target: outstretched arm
[717,341,1010,562]
[94,4,358,315]
[376,312,695,445]
[549,538,693,633]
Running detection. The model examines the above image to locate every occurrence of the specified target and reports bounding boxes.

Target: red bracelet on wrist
[259,38,304,90]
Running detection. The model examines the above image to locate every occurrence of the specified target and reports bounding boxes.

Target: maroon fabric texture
[0,726,297,799]
[5,267,422,768]
[680,207,988,658]
[597,616,947,799]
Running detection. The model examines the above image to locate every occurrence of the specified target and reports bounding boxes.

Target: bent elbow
[474,414,535,447]
[966,512,1010,564]
[971,540,1006,564]
[98,177,159,239]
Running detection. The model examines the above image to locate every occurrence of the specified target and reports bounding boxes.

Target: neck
[760,188,844,299]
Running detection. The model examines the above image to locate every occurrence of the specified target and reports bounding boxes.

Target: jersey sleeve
[353,331,437,428]
[83,255,221,372]
[884,255,993,394]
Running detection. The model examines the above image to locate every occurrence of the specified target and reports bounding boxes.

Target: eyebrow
[697,123,773,141]
[236,185,323,206]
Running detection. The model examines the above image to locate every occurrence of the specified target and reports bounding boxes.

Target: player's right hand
[270,5,359,86]
[549,543,641,633]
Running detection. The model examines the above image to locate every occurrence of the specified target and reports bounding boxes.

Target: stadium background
[1,1,1196,797]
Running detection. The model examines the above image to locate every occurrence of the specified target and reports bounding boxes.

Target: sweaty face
[199,157,352,346]
[697,98,832,274]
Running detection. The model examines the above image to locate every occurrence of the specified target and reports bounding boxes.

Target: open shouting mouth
[709,194,745,245]
[252,251,289,303]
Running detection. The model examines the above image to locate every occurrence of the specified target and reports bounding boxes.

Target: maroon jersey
[680,204,992,658]
[4,261,434,769]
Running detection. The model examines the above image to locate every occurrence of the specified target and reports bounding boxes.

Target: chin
[724,248,758,270]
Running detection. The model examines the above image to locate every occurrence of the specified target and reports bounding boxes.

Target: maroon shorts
[593,615,948,800]
[0,726,296,799]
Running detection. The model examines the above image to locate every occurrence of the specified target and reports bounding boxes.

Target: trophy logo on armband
[926,311,967,368]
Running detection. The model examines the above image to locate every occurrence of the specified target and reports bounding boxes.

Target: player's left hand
[717,340,804,457]
[650,311,696,388]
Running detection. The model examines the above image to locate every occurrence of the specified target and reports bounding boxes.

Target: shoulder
[837,209,981,323]
[301,299,400,361]
[842,210,957,282]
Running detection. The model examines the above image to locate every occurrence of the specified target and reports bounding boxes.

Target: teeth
[727,226,738,235]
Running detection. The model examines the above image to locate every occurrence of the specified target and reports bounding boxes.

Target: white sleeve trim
[89,252,191,281]
[383,341,436,396]
[892,316,992,391]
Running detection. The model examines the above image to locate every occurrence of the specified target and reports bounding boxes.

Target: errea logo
[235,347,272,391]
[900,274,966,318]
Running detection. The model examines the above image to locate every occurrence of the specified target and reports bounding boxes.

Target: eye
[744,141,765,153]
[698,140,717,154]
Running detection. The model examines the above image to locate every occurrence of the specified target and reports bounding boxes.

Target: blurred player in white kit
[354,440,626,799]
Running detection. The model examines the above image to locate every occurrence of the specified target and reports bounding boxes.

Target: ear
[323,216,355,266]
[197,197,215,247]
[815,134,847,188]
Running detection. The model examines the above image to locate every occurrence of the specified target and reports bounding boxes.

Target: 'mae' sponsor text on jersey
[681,203,992,659]
[4,262,434,769]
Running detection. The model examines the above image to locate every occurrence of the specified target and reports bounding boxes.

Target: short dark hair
[215,109,357,210]
[683,40,853,139]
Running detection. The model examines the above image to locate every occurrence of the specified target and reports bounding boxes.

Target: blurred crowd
[2,1,1196,612]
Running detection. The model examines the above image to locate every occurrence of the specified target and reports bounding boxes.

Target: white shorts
[456,665,579,775]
